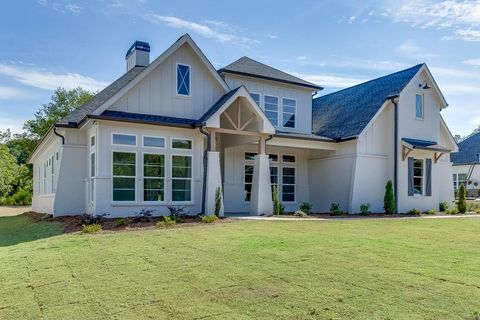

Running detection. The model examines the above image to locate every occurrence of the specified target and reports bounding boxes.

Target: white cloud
[463,58,480,66]
[291,72,366,89]
[0,116,25,134]
[65,3,83,14]
[37,0,47,6]
[296,56,307,61]
[348,16,356,24]
[396,40,436,59]
[144,14,257,47]
[383,0,480,42]
[0,63,108,91]
[440,83,480,95]
[0,86,35,100]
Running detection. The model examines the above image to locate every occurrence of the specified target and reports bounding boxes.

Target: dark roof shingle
[218,57,322,90]
[312,64,423,140]
[451,132,480,165]
[96,110,197,127]
[198,87,242,124]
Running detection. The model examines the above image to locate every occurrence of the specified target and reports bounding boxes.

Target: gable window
[172,155,192,202]
[416,94,424,119]
[112,152,136,201]
[112,133,136,146]
[177,64,190,96]
[264,95,278,126]
[144,154,165,202]
[282,98,296,128]
[413,159,424,195]
[250,93,261,107]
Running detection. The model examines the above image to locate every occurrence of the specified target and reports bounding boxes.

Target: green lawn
[1,215,480,319]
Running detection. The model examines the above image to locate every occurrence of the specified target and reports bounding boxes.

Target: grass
[1,215,480,319]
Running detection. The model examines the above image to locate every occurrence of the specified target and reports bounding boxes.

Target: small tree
[272,185,283,215]
[384,180,395,214]
[214,187,222,217]
[458,183,467,213]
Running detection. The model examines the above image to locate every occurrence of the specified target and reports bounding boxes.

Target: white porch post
[204,130,224,216]
[250,135,273,216]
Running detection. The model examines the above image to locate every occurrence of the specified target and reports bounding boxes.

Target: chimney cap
[126,41,150,58]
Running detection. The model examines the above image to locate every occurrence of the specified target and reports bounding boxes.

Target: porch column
[250,134,273,216]
[204,129,224,216]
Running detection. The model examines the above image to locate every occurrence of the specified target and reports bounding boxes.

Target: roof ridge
[314,63,424,101]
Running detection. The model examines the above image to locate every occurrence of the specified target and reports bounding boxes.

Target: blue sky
[1,0,480,137]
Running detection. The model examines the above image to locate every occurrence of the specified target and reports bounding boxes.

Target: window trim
[413,158,425,197]
[176,63,192,97]
[171,137,193,150]
[111,133,137,147]
[281,165,296,203]
[415,93,424,120]
[142,152,166,204]
[111,150,137,203]
[264,94,279,127]
[142,135,166,149]
[282,97,297,129]
[170,153,194,204]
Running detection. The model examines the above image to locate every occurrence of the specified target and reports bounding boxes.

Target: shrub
[384,180,395,214]
[82,224,102,233]
[359,203,371,215]
[202,214,218,223]
[407,208,421,215]
[167,206,187,223]
[215,187,222,217]
[446,207,459,215]
[294,210,307,217]
[134,208,155,222]
[272,185,284,215]
[156,216,176,228]
[81,213,109,225]
[299,202,313,214]
[439,201,449,212]
[329,202,342,216]
[115,218,130,227]
[458,183,467,213]
[424,208,436,215]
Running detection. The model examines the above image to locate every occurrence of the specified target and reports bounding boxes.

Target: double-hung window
[413,159,424,195]
[172,155,192,202]
[112,152,136,201]
[144,154,165,202]
[282,98,296,128]
[177,64,190,96]
[416,94,424,119]
[264,95,278,126]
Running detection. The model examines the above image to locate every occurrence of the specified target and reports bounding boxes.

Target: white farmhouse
[451,133,480,197]
[29,34,457,216]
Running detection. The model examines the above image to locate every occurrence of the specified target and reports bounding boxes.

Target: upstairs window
[177,64,190,96]
[264,95,278,126]
[415,94,424,119]
[282,98,296,128]
[250,93,261,107]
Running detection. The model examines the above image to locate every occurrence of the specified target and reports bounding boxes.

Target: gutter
[198,127,211,215]
[388,94,400,214]
[53,127,65,144]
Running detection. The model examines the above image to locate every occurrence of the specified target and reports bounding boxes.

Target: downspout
[53,127,65,144]
[199,126,211,215]
[388,95,400,214]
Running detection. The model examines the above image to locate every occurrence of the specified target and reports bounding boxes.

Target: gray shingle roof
[218,57,322,90]
[312,64,424,140]
[451,132,480,165]
[95,110,197,127]
[58,66,145,125]
[197,86,242,124]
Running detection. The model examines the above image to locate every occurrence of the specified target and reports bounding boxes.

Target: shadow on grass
[0,213,64,247]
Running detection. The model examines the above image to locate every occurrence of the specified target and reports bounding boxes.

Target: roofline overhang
[218,69,323,90]
[87,115,197,129]
[273,132,334,143]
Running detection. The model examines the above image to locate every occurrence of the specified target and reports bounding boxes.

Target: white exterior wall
[93,121,204,217]
[222,74,314,135]
[109,43,225,120]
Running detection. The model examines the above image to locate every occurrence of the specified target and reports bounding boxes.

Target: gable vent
[126,41,150,71]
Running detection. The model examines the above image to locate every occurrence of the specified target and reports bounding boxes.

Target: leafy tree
[384,180,395,214]
[23,87,94,139]
[0,145,31,204]
[457,183,467,213]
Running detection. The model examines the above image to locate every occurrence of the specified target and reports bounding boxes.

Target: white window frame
[112,150,137,203]
[415,93,424,120]
[413,158,425,196]
[282,97,297,129]
[111,133,137,147]
[176,63,191,97]
[171,137,193,150]
[142,135,166,149]
[250,92,261,108]
[281,165,296,203]
[142,152,166,203]
[170,154,193,204]
[89,135,96,204]
[264,95,279,127]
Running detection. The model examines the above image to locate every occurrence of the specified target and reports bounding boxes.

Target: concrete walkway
[231,214,480,221]
[0,206,31,217]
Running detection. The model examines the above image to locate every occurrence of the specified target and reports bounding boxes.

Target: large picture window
[264,95,278,126]
[172,155,192,202]
[282,98,296,128]
[112,152,136,201]
[413,159,424,195]
[144,154,165,202]
[177,64,190,96]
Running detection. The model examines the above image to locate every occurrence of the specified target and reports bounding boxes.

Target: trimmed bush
[134,208,155,222]
[167,206,187,223]
[299,202,313,214]
[156,216,176,228]
[294,210,307,217]
[424,208,436,215]
[202,215,218,223]
[359,203,371,215]
[82,224,102,233]
[215,187,222,217]
[458,183,467,213]
[446,207,459,215]
[115,218,130,227]
[81,213,109,225]
[407,208,421,215]
[439,201,449,212]
[329,202,342,216]
[384,180,395,214]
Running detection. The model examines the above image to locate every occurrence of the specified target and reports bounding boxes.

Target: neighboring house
[29,34,458,216]
[451,133,480,197]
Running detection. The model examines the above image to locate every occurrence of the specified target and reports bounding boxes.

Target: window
[270,166,278,197]
[172,138,192,150]
[172,155,192,201]
[177,64,190,96]
[245,152,257,161]
[250,93,260,106]
[282,98,296,128]
[144,154,165,202]
[413,159,424,195]
[90,136,95,147]
[244,164,254,201]
[143,136,165,148]
[264,95,278,126]
[112,133,136,146]
[282,155,296,163]
[282,167,295,202]
[112,152,136,201]
[416,94,424,119]
[269,154,278,162]
[90,153,95,177]
[453,173,468,190]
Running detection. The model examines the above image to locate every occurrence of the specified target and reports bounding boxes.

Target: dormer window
[177,64,190,96]
[415,93,424,119]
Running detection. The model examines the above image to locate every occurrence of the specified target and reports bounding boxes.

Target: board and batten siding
[109,43,226,120]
